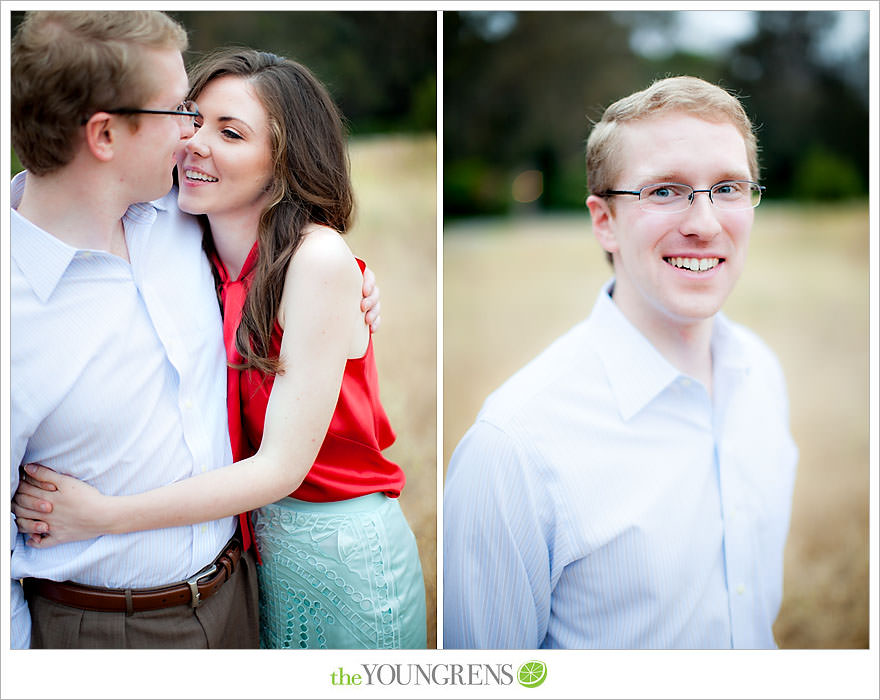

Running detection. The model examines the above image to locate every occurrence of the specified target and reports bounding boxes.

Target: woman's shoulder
[293,224,355,267]
[285,223,362,293]
[279,223,365,336]
[278,225,367,348]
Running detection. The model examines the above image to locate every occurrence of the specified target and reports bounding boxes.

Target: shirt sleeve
[443,419,551,649]
[11,492,31,649]
[10,381,36,650]
[10,572,31,649]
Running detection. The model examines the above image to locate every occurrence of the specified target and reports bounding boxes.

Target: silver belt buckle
[186,563,218,608]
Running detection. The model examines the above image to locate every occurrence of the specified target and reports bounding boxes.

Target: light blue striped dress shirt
[10,173,235,649]
[444,282,798,649]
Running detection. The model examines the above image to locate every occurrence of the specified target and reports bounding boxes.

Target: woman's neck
[207,210,261,280]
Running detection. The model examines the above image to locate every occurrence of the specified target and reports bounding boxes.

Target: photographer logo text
[330,661,547,688]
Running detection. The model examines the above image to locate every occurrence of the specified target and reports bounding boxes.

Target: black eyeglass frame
[598,180,766,211]
[80,101,200,125]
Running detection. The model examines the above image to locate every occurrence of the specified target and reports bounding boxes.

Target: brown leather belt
[23,537,243,614]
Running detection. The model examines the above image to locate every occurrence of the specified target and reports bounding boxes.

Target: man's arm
[443,420,551,649]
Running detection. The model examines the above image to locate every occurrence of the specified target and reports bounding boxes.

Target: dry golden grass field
[443,201,869,649]
[347,134,438,647]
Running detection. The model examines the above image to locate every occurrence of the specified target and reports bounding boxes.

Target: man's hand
[361,265,381,333]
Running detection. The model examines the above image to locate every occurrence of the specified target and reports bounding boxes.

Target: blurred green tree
[168,11,436,134]
[792,145,865,201]
[444,11,642,217]
[720,11,868,200]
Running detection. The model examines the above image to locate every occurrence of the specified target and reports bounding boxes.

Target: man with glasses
[444,76,798,649]
[9,11,378,649]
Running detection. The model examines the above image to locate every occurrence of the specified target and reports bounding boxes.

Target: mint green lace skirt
[252,493,426,649]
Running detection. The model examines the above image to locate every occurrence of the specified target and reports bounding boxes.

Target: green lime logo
[517,660,547,688]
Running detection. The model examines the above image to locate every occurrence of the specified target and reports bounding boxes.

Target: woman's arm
[13,230,365,546]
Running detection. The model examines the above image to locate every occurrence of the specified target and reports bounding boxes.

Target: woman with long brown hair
[14,48,427,649]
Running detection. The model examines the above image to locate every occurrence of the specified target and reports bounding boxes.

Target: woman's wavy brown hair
[187,48,354,375]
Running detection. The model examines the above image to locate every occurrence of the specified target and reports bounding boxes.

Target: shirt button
[736,584,745,595]
[200,524,207,533]
[681,378,692,388]
[184,400,193,410]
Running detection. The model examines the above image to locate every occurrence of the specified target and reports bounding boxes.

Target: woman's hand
[12,463,113,547]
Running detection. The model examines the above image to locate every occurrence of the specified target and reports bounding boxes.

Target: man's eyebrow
[627,172,687,186]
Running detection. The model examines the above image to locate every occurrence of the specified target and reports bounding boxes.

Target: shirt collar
[588,280,682,421]
[11,172,78,303]
[10,171,162,302]
[150,187,174,213]
[710,311,750,375]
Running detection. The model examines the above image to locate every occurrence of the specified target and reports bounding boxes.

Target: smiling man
[443,76,798,649]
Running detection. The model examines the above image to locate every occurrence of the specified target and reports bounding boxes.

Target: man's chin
[665,295,728,326]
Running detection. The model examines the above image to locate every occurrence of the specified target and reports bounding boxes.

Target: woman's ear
[586,194,619,255]
[82,113,116,163]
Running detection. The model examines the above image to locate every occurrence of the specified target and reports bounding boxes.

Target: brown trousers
[27,548,260,649]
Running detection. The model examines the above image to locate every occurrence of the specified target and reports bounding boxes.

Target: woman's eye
[222,129,243,140]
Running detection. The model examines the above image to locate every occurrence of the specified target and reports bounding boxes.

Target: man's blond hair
[12,11,188,175]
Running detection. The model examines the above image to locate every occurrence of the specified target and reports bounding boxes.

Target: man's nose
[679,190,723,238]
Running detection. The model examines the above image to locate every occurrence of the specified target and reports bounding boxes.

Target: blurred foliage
[792,145,866,201]
[10,11,436,175]
[168,11,436,134]
[718,11,868,201]
[445,10,869,217]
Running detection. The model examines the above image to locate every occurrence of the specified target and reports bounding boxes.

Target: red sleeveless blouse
[211,242,404,552]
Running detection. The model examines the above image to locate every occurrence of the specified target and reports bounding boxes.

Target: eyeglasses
[81,100,200,125]
[600,180,764,213]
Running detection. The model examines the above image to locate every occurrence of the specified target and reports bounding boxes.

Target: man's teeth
[186,170,218,182]
[665,257,720,272]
